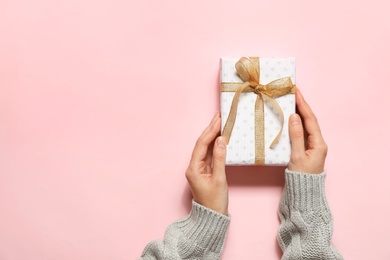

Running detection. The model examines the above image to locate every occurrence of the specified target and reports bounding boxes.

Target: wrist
[287,162,324,174]
[283,169,331,219]
[175,200,231,256]
[194,199,228,216]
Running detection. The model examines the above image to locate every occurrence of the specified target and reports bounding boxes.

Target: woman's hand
[288,88,328,174]
[185,113,229,215]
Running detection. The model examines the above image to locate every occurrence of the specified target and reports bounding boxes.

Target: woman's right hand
[288,88,328,174]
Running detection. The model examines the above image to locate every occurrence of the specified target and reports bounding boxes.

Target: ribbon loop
[235,57,259,87]
[221,57,295,165]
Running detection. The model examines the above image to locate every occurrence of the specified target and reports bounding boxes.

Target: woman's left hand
[185,113,229,216]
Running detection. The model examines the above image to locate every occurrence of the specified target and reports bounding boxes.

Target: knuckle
[214,154,225,163]
[291,128,304,139]
[213,150,226,162]
[321,143,328,156]
[316,140,328,155]
[185,168,193,180]
[290,153,305,164]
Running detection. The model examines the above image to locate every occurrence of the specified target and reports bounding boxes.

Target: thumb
[289,114,305,158]
[212,136,227,176]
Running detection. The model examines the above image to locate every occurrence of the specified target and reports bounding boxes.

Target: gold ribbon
[221,57,295,165]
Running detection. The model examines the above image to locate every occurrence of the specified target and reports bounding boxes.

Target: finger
[289,113,306,157]
[191,114,221,163]
[212,136,227,177]
[295,88,324,144]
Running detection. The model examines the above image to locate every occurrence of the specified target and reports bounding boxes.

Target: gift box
[220,57,296,166]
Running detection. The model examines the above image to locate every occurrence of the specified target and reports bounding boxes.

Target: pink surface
[1,0,389,259]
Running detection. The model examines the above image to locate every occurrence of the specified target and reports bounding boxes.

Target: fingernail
[216,137,226,148]
[291,114,300,125]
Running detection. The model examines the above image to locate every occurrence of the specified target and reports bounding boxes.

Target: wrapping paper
[220,57,296,165]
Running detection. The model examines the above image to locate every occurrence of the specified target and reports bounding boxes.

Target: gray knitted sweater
[138,170,343,259]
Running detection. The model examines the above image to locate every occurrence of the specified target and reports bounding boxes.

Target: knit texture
[138,170,343,259]
[138,200,230,260]
[278,169,343,259]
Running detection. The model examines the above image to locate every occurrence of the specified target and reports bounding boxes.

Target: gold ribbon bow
[221,57,295,165]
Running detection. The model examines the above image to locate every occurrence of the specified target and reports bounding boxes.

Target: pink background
[1,0,389,259]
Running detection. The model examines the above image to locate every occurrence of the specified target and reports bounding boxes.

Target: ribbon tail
[222,82,251,144]
[254,94,265,165]
[262,95,285,148]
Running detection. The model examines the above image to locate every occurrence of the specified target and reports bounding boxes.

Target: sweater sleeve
[278,169,343,259]
[138,200,230,260]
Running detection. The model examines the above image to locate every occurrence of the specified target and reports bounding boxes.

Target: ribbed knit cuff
[284,169,331,218]
[176,200,230,254]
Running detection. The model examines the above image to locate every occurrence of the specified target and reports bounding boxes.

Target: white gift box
[220,57,296,166]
